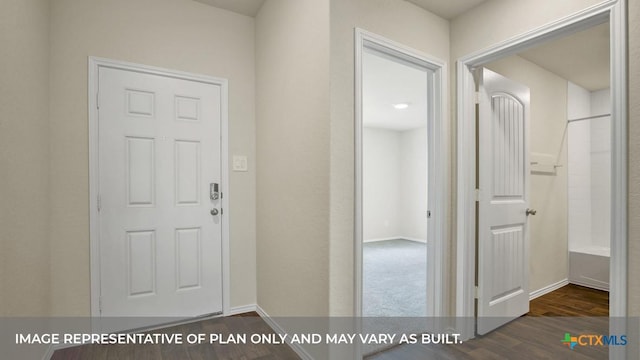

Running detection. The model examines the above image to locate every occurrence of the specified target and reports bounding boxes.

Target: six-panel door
[98,67,222,328]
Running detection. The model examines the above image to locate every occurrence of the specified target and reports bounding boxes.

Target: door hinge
[221,208,223,215]
[99,296,102,313]
[427,210,432,219]
[474,189,480,202]
[474,91,480,104]
[97,195,101,212]
[474,286,479,299]
[96,92,100,109]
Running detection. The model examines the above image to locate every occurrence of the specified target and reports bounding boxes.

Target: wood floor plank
[51,313,300,360]
[367,285,609,360]
[52,286,609,359]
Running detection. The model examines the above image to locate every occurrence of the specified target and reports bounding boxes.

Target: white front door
[477,68,531,335]
[98,66,223,326]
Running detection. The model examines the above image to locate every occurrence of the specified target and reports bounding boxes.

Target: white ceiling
[194,0,486,19]
[192,0,265,17]
[518,22,610,91]
[363,50,428,131]
[405,0,487,19]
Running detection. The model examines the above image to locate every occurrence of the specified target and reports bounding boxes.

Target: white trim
[226,304,258,316]
[42,344,54,360]
[354,29,449,327]
[363,236,427,243]
[569,279,610,293]
[455,2,627,354]
[255,306,314,360]
[88,57,232,327]
[529,279,569,301]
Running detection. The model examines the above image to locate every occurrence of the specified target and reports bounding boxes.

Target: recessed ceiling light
[393,103,410,110]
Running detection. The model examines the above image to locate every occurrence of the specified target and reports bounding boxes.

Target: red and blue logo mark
[562,332,627,350]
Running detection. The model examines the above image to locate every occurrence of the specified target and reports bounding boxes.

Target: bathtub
[569,246,610,291]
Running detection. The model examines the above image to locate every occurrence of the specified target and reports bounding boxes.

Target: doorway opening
[456,1,626,357]
[361,45,430,318]
[477,21,611,322]
[354,28,448,356]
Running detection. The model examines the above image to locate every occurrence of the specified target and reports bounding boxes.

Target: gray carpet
[363,239,427,317]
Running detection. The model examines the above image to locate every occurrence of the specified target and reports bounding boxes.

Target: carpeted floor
[363,239,427,317]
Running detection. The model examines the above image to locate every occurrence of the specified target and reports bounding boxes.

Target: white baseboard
[255,305,314,360]
[402,237,427,244]
[226,304,257,316]
[569,278,610,292]
[529,278,569,300]
[42,344,54,360]
[363,236,400,243]
[363,236,427,243]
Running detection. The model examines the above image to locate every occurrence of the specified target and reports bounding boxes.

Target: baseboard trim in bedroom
[363,237,427,243]
[255,306,314,360]
[529,278,569,300]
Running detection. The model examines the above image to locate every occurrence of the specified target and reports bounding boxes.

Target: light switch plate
[232,155,248,172]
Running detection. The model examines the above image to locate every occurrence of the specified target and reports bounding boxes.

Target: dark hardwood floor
[367,285,610,360]
[52,286,609,360]
[51,312,301,360]
[528,284,609,317]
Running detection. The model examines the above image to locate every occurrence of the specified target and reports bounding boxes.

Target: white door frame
[88,57,231,321]
[354,29,449,320]
[455,0,627,354]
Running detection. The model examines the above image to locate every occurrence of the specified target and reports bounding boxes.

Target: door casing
[354,28,449,321]
[455,1,627,358]
[88,57,231,326]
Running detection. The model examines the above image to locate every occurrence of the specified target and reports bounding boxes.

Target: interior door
[477,68,531,335]
[98,66,222,328]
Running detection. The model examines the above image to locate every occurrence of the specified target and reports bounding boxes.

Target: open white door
[477,68,531,335]
[98,66,223,330]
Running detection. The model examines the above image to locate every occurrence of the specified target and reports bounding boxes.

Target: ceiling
[518,22,610,91]
[405,0,487,19]
[192,0,265,17]
[194,0,486,19]
[363,49,428,131]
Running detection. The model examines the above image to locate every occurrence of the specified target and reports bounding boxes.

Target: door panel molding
[88,57,230,329]
[455,2,627,358]
[477,69,530,335]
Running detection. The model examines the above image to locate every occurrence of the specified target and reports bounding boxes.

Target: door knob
[526,208,537,216]
[210,208,219,216]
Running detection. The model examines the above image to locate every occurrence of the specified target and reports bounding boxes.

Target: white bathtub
[569,246,610,291]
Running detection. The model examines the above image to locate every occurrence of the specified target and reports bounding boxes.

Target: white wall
[48,0,257,315]
[568,84,611,251]
[568,82,593,250]
[589,89,611,249]
[255,0,331,318]
[0,0,51,317]
[329,0,450,317]
[399,128,428,240]
[0,1,51,358]
[363,127,428,242]
[363,128,401,241]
